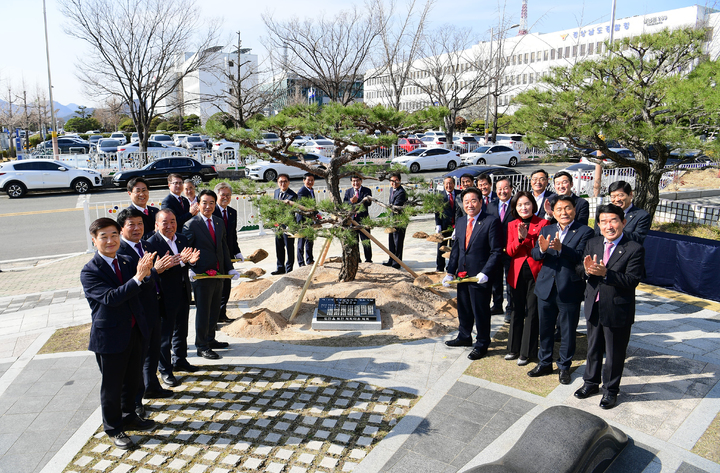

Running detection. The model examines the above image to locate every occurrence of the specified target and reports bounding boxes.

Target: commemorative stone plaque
[311,297,382,330]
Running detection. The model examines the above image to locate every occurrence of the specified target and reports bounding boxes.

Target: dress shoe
[382,261,393,267]
[504,352,519,360]
[123,415,156,431]
[209,340,229,349]
[217,315,231,323]
[574,384,600,399]
[600,393,618,409]
[173,362,199,373]
[503,315,511,323]
[559,369,571,385]
[271,269,286,275]
[491,306,504,315]
[468,349,487,360]
[527,364,554,377]
[365,260,372,263]
[197,348,220,360]
[517,356,529,366]
[135,405,146,418]
[445,337,473,347]
[144,388,174,399]
[110,432,135,450]
[161,374,180,387]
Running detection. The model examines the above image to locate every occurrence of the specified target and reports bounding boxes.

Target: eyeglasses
[530,178,547,183]
[390,179,400,183]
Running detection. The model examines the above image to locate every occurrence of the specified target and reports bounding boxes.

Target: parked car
[0,159,103,198]
[438,165,528,192]
[183,135,207,150]
[300,139,335,157]
[460,144,520,167]
[452,135,481,153]
[115,140,187,159]
[131,132,139,142]
[88,135,103,146]
[109,132,127,145]
[419,136,447,149]
[398,138,423,154]
[111,157,218,188]
[424,130,446,139]
[212,139,240,154]
[149,134,173,145]
[245,153,330,182]
[96,138,121,154]
[493,133,527,152]
[391,148,460,173]
[257,132,281,148]
[37,137,91,154]
[172,134,189,147]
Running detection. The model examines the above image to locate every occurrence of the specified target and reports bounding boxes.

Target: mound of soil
[231,279,274,300]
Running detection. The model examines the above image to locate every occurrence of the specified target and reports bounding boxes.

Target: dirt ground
[663,168,720,191]
[222,262,457,345]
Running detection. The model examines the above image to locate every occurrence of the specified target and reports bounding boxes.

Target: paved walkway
[0,219,719,472]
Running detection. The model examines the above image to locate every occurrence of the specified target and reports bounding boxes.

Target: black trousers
[492,255,513,313]
[158,296,189,376]
[297,238,314,266]
[218,278,231,323]
[135,313,162,405]
[387,228,406,268]
[275,233,295,272]
[436,228,452,272]
[354,229,373,262]
[508,261,539,358]
[95,325,143,436]
[584,303,633,395]
[192,279,223,351]
[537,285,581,370]
[456,281,493,350]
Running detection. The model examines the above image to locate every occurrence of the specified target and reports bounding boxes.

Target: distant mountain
[0,99,94,124]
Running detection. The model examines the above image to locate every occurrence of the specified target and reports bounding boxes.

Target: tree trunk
[633,165,662,222]
[338,240,360,282]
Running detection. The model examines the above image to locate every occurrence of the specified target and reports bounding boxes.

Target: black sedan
[38,137,91,154]
[111,157,218,188]
[435,165,530,192]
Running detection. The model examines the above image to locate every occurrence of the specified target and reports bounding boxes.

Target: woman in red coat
[505,191,549,365]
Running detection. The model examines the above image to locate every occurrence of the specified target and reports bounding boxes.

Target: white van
[494,134,526,152]
[109,132,127,145]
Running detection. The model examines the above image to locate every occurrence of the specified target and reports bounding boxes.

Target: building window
[597,42,603,54]
[522,74,527,84]
[551,49,556,60]
[580,44,586,55]
[572,45,578,57]
[530,52,535,62]
[524,53,529,63]
[587,43,594,55]
[529,73,534,84]
[557,48,562,59]
[565,46,570,57]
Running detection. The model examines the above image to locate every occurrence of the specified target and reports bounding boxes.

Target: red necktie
[355,189,359,199]
[484,196,489,206]
[448,192,455,225]
[113,258,135,327]
[178,196,183,206]
[596,241,614,302]
[465,217,474,249]
[207,218,216,245]
[143,208,149,216]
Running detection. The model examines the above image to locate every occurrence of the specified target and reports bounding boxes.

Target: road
[0,160,569,262]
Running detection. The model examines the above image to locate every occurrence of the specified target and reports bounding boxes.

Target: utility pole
[484,28,493,145]
[43,0,59,157]
[237,30,242,127]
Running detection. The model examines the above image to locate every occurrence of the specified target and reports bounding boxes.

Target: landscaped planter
[643,230,720,302]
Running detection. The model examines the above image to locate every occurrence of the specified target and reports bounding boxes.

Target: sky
[1,0,710,107]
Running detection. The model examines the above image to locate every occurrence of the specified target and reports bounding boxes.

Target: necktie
[448,193,455,225]
[143,208,149,216]
[207,218,216,245]
[178,196,183,207]
[500,202,506,221]
[596,241,614,302]
[355,189,359,199]
[465,217,474,249]
[484,196,489,206]
[135,242,144,257]
[390,189,395,203]
[223,209,229,230]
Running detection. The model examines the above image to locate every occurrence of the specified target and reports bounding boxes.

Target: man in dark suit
[383,172,408,269]
[486,177,516,320]
[457,174,478,217]
[148,210,201,381]
[594,181,651,244]
[575,204,645,409]
[296,173,317,267]
[528,195,594,385]
[161,173,198,231]
[125,177,158,240]
[214,182,243,324]
[183,189,240,360]
[475,174,498,209]
[272,174,297,275]
[434,176,461,271]
[116,209,175,409]
[443,187,502,360]
[545,171,589,226]
[530,169,554,220]
[81,218,156,449]
[344,175,374,263]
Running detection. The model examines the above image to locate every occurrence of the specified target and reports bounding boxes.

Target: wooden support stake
[289,237,332,323]
[318,237,332,266]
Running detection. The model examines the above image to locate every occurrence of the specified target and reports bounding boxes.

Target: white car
[419,136,448,149]
[0,159,103,198]
[173,134,189,147]
[391,148,460,173]
[460,145,520,167]
[109,132,127,145]
[212,139,241,154]
[245,153,330,182]
[116,141,187,159]
[300,139,335,157]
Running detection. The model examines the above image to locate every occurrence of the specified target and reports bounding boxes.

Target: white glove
[188,269,196,282]
[442,274,454,287]
[476,272,489,284]
[228,269,240,280]
[235,253,244,262]
[451,229,456,240]
[435,225,442,234]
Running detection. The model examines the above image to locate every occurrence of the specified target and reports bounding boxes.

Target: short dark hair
[553,171,573,184]
[461,187,482,201]
[596,203,625,221]
[89,217,121,236]
[198,189,217,203]
[351,174,363,181]
[553,195,576,209]
[460,173,474,182]
[608,180,633,195]
[277,173,290,181]
[530,169,549,180]
[117,208,145,228]
[167,173,183,183]
[494,177,512,190]
[183,179,195,187]
[389,171,401,181]
[303,173,317,181]
[475,173,492,186]
[156,208,176,220]
[510,191,538,219]
[127,177,149,192]
[443,175,455,182]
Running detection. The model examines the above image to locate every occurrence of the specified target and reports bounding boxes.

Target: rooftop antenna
[518,0,528,35]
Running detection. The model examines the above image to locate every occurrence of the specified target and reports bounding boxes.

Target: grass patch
[692,410,720,464]
[464,325,588,397]
[38,323,91,355]
[651,222,720,241]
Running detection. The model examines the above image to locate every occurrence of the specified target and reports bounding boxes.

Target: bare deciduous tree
[59,0,221,157]
[263,6,385,105]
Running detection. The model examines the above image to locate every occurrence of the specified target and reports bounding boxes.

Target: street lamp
[43,0,59,158]
[484,24,520,144]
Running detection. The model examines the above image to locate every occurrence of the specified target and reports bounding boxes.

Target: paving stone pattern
[63,366,417,473]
